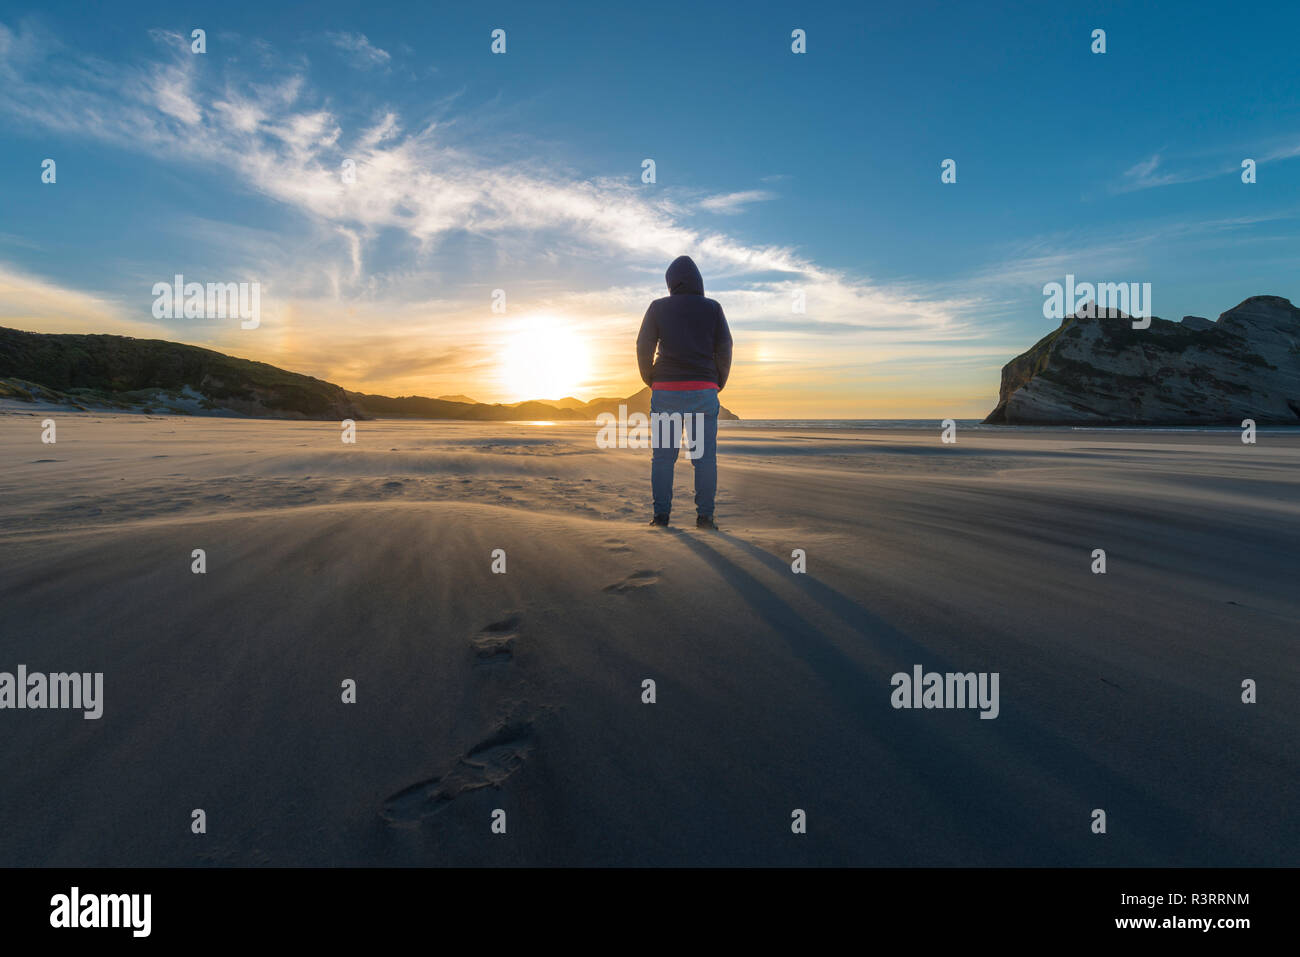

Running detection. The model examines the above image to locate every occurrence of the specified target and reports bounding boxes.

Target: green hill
[0,327,740,420]
[0,327,361,418]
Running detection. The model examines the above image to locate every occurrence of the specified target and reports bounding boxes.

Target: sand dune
[1,412,1297,864]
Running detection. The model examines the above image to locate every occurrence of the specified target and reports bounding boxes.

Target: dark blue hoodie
[636,256,734,389]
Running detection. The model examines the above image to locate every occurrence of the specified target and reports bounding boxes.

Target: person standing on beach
[636,255,733,529]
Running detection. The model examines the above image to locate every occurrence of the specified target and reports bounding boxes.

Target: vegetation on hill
[0,327,740,420]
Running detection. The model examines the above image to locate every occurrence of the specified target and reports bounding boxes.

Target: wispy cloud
[323,31,390,70]
[1260,137,1300,163]
[698,189,775,214]
[1123,153,1164,182]
[1114,152,1206,192]
[1111,138,1300,194]
[0,18,1004,411]
[0,20,988,331]
[969,210,1300,291]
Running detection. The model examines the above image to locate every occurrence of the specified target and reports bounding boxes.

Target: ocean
[719,419,1300,433]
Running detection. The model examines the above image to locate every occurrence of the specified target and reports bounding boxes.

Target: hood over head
[665,255,704,296]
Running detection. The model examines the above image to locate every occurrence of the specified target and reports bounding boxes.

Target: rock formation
[984,296,1300,425]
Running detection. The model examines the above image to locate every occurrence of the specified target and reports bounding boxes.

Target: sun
[500,314,592,402]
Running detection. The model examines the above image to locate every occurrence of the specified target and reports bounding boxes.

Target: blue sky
[1,0,1297,417]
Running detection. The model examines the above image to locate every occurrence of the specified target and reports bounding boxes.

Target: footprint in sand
[604,569,660,593]
[380,720,535,826]
[603,538,632,553]
[472,615,521,662]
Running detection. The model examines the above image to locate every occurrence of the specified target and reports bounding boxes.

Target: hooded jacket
[635,256,734,390]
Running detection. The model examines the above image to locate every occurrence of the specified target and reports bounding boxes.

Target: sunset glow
[499,315,593,403]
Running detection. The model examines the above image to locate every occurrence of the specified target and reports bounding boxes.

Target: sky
[1,0,1298,418]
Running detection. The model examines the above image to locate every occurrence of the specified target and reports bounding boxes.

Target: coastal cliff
[983,296,1300,425]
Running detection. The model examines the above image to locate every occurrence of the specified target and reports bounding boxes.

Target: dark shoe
[649,514,669,527]
[696,515,718,530]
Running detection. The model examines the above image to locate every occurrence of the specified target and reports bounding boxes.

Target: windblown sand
[1,411,1296,865]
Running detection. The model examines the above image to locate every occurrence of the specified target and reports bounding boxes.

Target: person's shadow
[666,526,1209,864]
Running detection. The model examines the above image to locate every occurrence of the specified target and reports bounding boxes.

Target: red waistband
[652,381,718,391]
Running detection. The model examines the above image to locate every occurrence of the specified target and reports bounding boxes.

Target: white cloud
[0,18,1003,409]
[968,210,1300,293]
[1261,138,1300,163]
[1110,141,1300,194]
[698,189,776,214]
[324,31,391,70]
[1114,153,1194,192]
[1125,154,1161,180]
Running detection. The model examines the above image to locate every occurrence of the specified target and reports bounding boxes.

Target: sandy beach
[1,410,1296,866]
